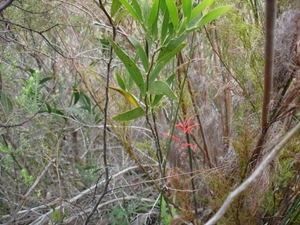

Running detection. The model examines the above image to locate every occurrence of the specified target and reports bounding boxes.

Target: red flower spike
[181,143,198,151]
[175,116,199,134]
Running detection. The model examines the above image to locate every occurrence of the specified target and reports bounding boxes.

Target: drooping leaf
[182,0,192,21]
[166,0,178,28]
[111,0,122,16]
[148,0,160,27]
[108,38,145,95]
[108,86,139,107]
[148,80,176,99]
[113,107,145,121]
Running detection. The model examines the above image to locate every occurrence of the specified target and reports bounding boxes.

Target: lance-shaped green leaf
[177,17,188,36]
[160,7,169,43]
[129,36,149,71]
[148,0,160,27]
[119,0,140,22]
[113,107,145,121]
[148,80,176,100]
[182,0,192,21]
[152,74,175,106]
[131,0,143,22]
[150,41,187,83]
[193,6,233,29]
[166,0,178,28]
[111,0,122,17]
[108,38,145,95]
[116,71,126,90]
[190,0,214,22]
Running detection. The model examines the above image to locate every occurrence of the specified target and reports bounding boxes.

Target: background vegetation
[0,0,299,224]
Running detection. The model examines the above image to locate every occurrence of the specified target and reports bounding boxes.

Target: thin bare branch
[4,159,56,225]
[262,1,277,127]
[205,121,300,225]
[0,0,14,12]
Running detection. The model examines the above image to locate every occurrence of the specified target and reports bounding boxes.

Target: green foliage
[160,197,177,225]
[15,69,43,112]
[75,163,102,184]
[109,0,232,120]
[108,198,151,225]
[51,206,68,224]
[21,168,34,187]
[113,106,145,121]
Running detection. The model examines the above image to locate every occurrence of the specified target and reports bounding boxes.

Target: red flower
[175,116,199,134]
[164,132,180,143]
[181,143,198,151]
[164,116,199,153]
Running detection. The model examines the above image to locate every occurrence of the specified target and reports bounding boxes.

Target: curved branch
[0,0,14,12]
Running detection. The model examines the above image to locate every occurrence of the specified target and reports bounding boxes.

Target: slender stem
[0,0,14,12]
[84,1,116,223]
[262,1,276,128]
[247,1,277,174]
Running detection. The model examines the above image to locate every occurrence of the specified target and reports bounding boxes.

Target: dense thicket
[0,1,299,224]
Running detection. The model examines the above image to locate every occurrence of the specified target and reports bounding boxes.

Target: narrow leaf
[142,0,151,23]
[190,0,214,22]
[113,107,145,121]
[132,0,143,22]
[108,38,145,95]
[166,0,178,28]
[39,77,52,85]
[108,86,139,107]
[148,0,160,27]
[160,7,169,43]
[119,0,140,21]
[73,89,80,105]
[111,0,122,17]
[148,80,176,99]
[116,71,126,90]
[114,9,130,24]
[129,36,149,71]
[194,6,232,28]
[177,17,188,36]
[150,42,187,83]
[182,0,192,21]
